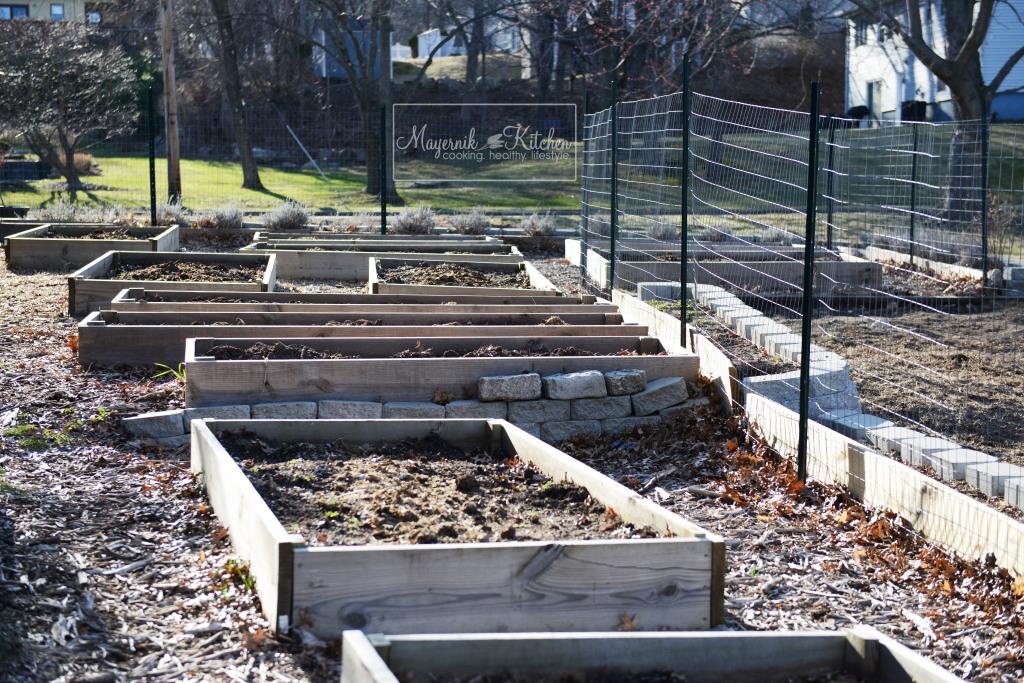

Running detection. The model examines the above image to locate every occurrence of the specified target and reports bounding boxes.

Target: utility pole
[159,0,182,203]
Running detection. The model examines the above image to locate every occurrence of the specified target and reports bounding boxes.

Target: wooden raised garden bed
[183,334,696,406]
[191,418,724,637]
[253,231,498,242]
[4,223,180,270]
[341,627,964,683]
[241,242,522,279]
[369,258,560,297]
[67,251,276,317]
[108,287,598,312]
[584,246,882,295]
[78,309,641,366]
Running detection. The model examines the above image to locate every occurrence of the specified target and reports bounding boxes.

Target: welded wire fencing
[579,83,1024,530]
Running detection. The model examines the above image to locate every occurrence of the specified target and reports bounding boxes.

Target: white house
[846,0,1024,122]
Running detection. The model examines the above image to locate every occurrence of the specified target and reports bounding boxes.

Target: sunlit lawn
[3,154,581,212]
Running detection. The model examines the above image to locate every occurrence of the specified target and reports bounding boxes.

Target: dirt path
[0,254,332,682]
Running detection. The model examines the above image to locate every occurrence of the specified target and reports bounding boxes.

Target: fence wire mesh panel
[577,85,1024,562]
[579,107,614,291]
[611,93,685,294]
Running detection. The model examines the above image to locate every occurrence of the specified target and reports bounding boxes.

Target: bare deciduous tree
[0,21,139,202]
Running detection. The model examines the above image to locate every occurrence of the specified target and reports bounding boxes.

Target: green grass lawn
[3,154,581,212]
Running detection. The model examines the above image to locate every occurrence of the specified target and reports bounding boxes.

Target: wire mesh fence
[579,83,1024,546]
[1,92,583,216]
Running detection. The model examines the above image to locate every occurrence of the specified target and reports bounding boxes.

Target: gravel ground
[3,248,1024,682]
[0,253,334,682]
[526,256,586,296]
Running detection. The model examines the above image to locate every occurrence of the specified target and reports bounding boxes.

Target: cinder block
[515,422,541,439]
[445,400,508,419]
[540,420,601,443]
[478,373,542,401]
[183,405,250,425]
[123,409,184,438]
[604,369,647,396]
[865,425,922,453]
[965,462,1024,497]
[542,371,608,400]
[1006,478,1024,508]
[570,395,632,420]
[923,448,997,481]
[833,413,894,441]
[154,434,191,449]
[508,399,570,424]
[251,402,318,419]
[632,377,689,416]
[318,400,383,419]
[601,416,661,435]
[660,397,711,417]
[900,436,961,468]
[382,402,445,419]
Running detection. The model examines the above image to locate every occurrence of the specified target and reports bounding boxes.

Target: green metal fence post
[980,114,990,285]
[909,124,919,265]
[824,115,836,252]
[609,79,619,293]
[680,55,690,346]
[797,82,822,483]
[380,104,387,235]
[148,82,157,227]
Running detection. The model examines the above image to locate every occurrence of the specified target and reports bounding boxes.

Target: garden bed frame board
[191,418,724,637]
[4,223,180,270]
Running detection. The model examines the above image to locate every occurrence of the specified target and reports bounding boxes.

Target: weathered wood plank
[101,310,623,325]
[342,627,964,683]
[190,421,304,632]
[690,332,738,415]
[295,538,712,637]
[185,350,699,406]
[78,318,647,367]
[110,288,597,309]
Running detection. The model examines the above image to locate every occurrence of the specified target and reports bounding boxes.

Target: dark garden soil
[180,229,254,251]
[399,671,859,683]
[379,262,532,289]
[44,228,142,240]
[111,260,264,283]
[222,433,658,546]
[206,341,634,361]
[528,257,586,296]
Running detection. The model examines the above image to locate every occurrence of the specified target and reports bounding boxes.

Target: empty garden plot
[4,223,180,270]
[67,251,277,317]
[341,627,962,683]
[369,259,559,296]
[191,418,723,638]
[182,334,693,406]
[76,308,641,366]
[240,240,523,279]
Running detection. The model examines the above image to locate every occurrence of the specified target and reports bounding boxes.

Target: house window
[87,10,100,23]
[0,5,29,19]
[854,19,870,47]
[50,3,63,20]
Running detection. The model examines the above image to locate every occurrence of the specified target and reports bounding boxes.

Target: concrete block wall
[122,370,706,448]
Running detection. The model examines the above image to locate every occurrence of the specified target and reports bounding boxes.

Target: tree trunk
[377,14,400,203]
[465,0,484,84]
[210,0,264,191]
[159,0,182,203]
[944,68,988,237]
